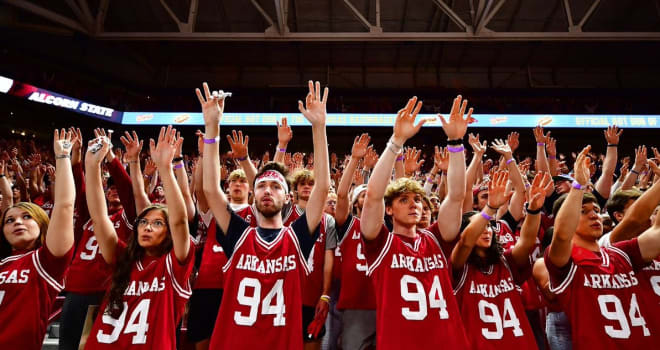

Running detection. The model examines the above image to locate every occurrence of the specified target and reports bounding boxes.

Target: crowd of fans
[1,81,659,350]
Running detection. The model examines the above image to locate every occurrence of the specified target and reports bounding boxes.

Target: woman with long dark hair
[451,170,550,350]
[0,129,76,348]
[83,126,194,349]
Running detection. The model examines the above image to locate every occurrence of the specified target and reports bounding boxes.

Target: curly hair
[1,202,50,259]
[106,205,172,316]
[291,169,314,190]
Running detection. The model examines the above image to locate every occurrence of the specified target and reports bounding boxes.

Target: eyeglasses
[137,219,166,229]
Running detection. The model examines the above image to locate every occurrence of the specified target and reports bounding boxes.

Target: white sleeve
[598,232,612,247]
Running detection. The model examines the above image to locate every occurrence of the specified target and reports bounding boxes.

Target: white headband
[350,184,368,206]
[255,170,289,193]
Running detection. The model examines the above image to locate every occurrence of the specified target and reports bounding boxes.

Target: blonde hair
[1,202,50,258]
[384,178,425,207]
[291,169,314,189]
[228,169,247,182]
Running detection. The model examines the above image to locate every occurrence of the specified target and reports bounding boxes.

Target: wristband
[396,155,404,161]
[174,163,184,169]
[630,169,640,175]
[387,138,403,155]
[481,211,494,221]
[172,157,183,163]
[0,174,5,178]
[525,203,542,215]
[237,156,248,161]
[447,145,464,153]
[571,180,584,190]
[607,144,618,147]
[506,158,514,165]
[56,154,71,159]
[203,136,220,144]
[278,148,287,153]
[320,295,331,303]
[548,155,556,159]
[447,138,463,146]
[537,142,545,146]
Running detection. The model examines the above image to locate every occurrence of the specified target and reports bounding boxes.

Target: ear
[613,211,624,223]
[385,205,393,216]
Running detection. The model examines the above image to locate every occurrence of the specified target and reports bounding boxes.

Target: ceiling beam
[95,0,110,34]
[76,0,94,26]
[158,0,198,32]
[342,0,381,32]
[250,0,276,29]
[64,0,91,29]
[431,0,470,32]
[3,0,88,34]
[96,31,660,41]
[476,0,507,34]
[577,0,601,29]
[274,0,289,34]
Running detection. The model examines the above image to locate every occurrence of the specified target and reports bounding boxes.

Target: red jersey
[66,210,133,294]
[283,203,305,227]
[194,217,228,289]
[209,226,310,350]
[0,245,72,349]
[637,257,660,338]
[545,239,658,349]
[363,225,470,349]
[454,251,538,350]
[302,214,330,306]
[84,242,194,349]
[235,204,257,227]
[336,216,376,310]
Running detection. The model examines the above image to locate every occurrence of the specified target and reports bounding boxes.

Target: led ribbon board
[0,75,123,123]
[121,111,660,128]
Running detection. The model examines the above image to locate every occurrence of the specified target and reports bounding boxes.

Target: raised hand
[144,158,157,177]
[277,117,293,145]
[527,172,551,211]
[487,171,512,209]
[226,130,249,160]
[196,82,226,126]
[54,128,75,157]
[149,126,182,169]
[353,169,365,185]
[491,138,513,159]
[507,132,520,153]
[634,145,648,170]
[195,130,205,156]
[546,137,557,157]
[469,133,487,158]
[533,126,550,144]
[120,131,144,162]
[393,97,426,144]
[298,80,328,127]
[573,145,592,186]
[438,95,474,140]
[433,146,449,172]
[262,151,270,164]
[604,125,622,145]
[68,127,83,165]
[174,131,184,158]
[84,137,110,166]
[404,147,424,176]
[364,147,378,169]
[351,133,371,159]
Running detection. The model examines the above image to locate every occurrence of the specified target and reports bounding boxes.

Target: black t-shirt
[215,208,319,260]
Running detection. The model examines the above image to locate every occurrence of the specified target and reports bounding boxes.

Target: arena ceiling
[2,0,660,90]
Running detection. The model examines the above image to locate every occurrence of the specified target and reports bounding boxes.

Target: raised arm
[297,81,331,233]
[193,132,209,213]
[621,145,646,191]
[510,172,550,266]
[336,134,370,226]
[361,97,426,240]
[120,131,151,214]
[492,138,527,220]
[150,126,190,263]
[198,83,232,233]
[84,137,118,263]
[463,134,486,213]
[451,171,509,269]
[595,125,622,199]
[609,161,660,244]
[172,132,196,221]
[46,129,76,257]
[534,126,550,174]
[546,136,560,176]
[273,117,292,164]
[227,130,257,190]
[637,201,660,262]
[548,146,591,268]
[435,95,472,241]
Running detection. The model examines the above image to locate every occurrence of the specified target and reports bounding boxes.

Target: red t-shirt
[336,216,376,310]
[193,215,228,290]
[544,239,658,349]
[0,244,73,349]
[363,225,470,350]
[66,210,133,294]
[454,250,538,350]
[84,241,194,349]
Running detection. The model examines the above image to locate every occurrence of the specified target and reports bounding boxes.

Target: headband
[255,170,289,193]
